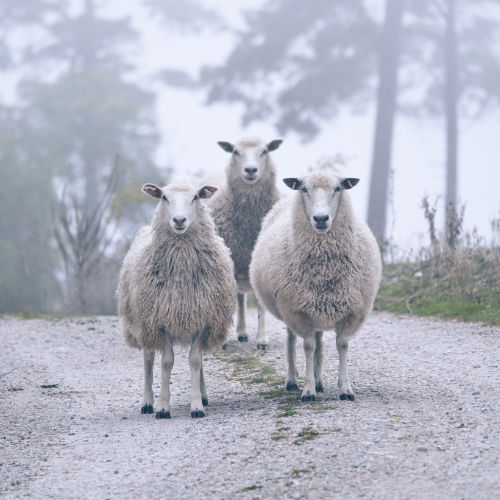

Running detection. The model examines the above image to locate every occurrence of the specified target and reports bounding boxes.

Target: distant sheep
[250,170,381,401]
[117,182,237,418]
[210,137,282,349]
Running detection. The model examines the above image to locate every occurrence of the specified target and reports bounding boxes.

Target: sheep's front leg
[156,344,174,419]
[301,334,316,402]
[141,350,155,414]
[285,328,298,391]
[189,340,205,418]
[256,301,268,350]
[336,333,354,401]
[236,293,248,342]
[200,358,208,407]
[314,331,324,393]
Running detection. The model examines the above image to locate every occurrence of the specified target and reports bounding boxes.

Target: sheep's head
[218,137,282,185]
[283,172,359,234]
[142,183,217,234]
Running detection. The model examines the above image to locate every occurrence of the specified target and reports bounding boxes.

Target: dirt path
[0,312,498,499]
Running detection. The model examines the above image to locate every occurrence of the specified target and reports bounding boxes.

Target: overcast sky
[16,0,500,250]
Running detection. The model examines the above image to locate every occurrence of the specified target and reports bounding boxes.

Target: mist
[1,0,499,314]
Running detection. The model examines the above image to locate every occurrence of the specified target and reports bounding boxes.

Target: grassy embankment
[376,201,500,326]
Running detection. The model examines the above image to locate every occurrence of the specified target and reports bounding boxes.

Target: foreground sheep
[117,182,237,418]
[210,137,282,349]
[250,170,381,402]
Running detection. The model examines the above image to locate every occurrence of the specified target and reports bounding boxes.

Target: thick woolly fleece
[117,188,237,352]
[250,170,382,336]
[209,138,280,292]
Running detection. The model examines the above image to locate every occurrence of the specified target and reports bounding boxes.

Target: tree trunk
[367,0,405,250]
[444,0,459,247]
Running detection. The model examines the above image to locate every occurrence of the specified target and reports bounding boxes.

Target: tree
[405,0,500,242]
[0,107,58,313]
[367,0,405,249]
[160,0,377,140]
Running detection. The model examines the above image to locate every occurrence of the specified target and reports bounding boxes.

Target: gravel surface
[0,311,498,499]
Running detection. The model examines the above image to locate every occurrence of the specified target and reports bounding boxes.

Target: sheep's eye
[233,150,240,157]
[161,194,168,201]
[301,186,308,193]
[334,186,342,192]
[260,149,268,157]
[193,194,199,201]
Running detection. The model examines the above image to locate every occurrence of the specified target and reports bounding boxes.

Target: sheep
[210,137,283,349]
[250,169,382,402]
[116,181,237,419]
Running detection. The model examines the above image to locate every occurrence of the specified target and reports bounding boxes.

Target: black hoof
[301,394,316,402]
[256,343,268,350]
[339,393,355,401]
[222,343,228,350]
[315,382,325,393]
[141,404,153,414]
[191,410,205,418]
[155,410,171,419]
[286,381,299,391]
[202,397,208,407]
[237,335,248,342]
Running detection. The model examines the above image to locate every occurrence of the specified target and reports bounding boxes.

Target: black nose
[313,215,329,223]
[173,217,186,226]
[244,167,258,175]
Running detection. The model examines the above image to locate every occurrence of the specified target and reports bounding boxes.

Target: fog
[1,0,499,313]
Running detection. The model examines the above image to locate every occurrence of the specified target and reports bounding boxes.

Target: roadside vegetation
[376,200,500,326]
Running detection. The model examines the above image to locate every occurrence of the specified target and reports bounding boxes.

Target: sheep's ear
[283,178,302,190]
[217,141,234,153]
[197,186,217,199]
[341,178,360,190]
[142,183,163,199]
[267,139,283,152]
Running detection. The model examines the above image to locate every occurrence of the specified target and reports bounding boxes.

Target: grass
[294,427,321,445]
[242,484,263,491]
[376,260,500,326]
[377,202,500,326]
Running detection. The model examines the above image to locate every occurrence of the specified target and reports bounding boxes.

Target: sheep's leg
[314,331,324,393]
[236,293,248,342]
[141,350,155,414]
[285,328,298,391]
[256,300,268,350]
[189,339,205,418]
[336,333,354,401]
[156,344,174,419]
[200,358,208,407]
[301,334,316,402]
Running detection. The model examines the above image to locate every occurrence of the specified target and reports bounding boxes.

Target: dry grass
[376,201,500,325]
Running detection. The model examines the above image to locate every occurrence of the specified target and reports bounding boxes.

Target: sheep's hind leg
[236,293,248,342]
[256,300,268,350]
[200,358,208,407]
[336,332,355,401]
[301,334,317,402]
[285,328,298,391]
[156,344,174,419]
[314,331,324,393]
[189,339,205,418]
[141,350,155,414]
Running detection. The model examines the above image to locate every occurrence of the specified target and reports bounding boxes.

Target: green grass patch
[376,261,500,326]
[242,484,263,491]
[294,426,320,445]
[292,468,311,477]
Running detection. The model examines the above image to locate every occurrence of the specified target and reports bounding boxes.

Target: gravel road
[0,311,498,499]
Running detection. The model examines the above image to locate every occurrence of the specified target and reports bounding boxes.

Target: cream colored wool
[209,137,281,348]
[117,186,237,352]
[250,170,381,401]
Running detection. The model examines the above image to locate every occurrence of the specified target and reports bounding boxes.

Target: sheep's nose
[173,217,187,226]
[244,167,258,175]
[313,215,329,223]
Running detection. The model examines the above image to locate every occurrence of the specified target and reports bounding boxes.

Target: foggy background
[1,0,499,314]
